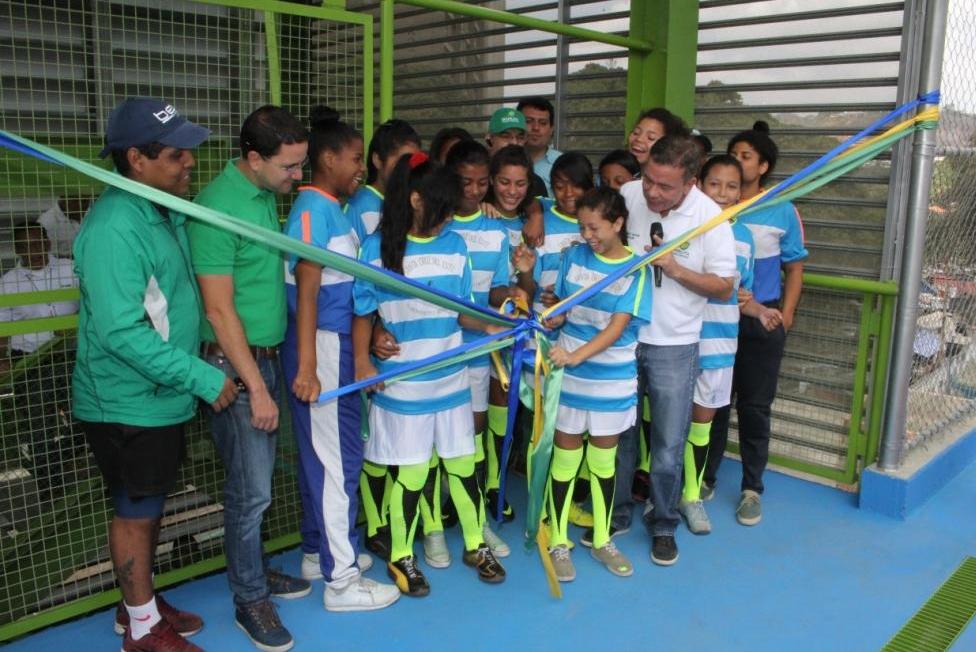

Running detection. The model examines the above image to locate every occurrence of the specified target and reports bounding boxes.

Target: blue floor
[9,458,976,651]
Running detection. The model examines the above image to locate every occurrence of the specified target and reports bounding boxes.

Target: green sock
[442,454,485,551]
[486,404,507,491]
[572,440,591,503]
[587,444,617,549]
[473,430,487,496]
[419,452,443,535]
[638,397,652,473]
[547,445,583,547]
[388,462,430,561]
[682,421,712,503]
[360,461,388,537]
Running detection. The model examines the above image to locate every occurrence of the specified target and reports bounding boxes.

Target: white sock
[125,597,161,640]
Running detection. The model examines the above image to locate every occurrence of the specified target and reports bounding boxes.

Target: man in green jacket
[73,97,237,652]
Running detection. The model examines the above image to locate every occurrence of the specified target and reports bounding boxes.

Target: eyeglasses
[263,155,307,173]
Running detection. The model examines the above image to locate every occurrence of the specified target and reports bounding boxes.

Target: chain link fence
[0,0,366,635]
[903,1,976,456]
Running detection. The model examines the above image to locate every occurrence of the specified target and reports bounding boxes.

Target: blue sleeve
[780,204,808,264]
[616,266,651,325]
[353,238,378,316]
[738,227,755,292]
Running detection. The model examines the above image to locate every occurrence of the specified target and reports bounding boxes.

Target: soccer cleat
[364,525,392,562]
[387,555,430,597]
[485,488,514,522]
[114,594,202,637]
[482,522,511,558]
[462,544,506,584]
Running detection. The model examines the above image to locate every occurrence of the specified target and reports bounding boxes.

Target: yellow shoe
[568,502,594,528]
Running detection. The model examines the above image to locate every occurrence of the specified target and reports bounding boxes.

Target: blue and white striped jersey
[353,230,473,415]
[739,200,806,304]
[699,220,755,370]
[345,184,384,244]
[531,198,584,316]
[444,210,510,368]
[284,186,358,334]
[554,244,652,412]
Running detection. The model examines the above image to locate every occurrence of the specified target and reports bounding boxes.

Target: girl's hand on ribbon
[542,313,566,330]
[507,285,530,310]
[355,358,385,393]
[548,345,576,368]
[512,244,536,274]
[292,369,322,403]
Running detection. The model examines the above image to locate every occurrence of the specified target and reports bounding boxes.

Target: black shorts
[82,421,186,498]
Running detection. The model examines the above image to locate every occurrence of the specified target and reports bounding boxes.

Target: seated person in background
[0,223,78,370]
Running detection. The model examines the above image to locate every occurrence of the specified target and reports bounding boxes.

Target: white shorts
[469,365,489,412]
[365,402,475,465]
[694,367,734,409]
[555,405,636,437]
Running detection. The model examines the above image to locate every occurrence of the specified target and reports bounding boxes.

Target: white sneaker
[302,552,374,580]
[324,576,400,612]
[423,531,451,568]
[482,523,510,558]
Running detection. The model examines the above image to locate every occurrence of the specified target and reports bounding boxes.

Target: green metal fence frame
[0,0,373,641]
[724,273,898,486]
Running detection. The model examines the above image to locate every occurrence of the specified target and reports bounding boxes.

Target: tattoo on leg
[115,557,136,596]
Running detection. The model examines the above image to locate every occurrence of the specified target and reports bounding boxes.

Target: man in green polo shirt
[187,105,310,652]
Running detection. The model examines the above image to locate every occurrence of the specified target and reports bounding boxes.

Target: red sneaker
[121,619,203,652]
[115,594,203,637]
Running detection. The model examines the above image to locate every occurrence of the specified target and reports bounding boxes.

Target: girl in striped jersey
[533,187,652,580]
[353,152,507,597]
[283,106,401,611]
[514,153,598,530]
[680,155,782,535]
[348,120,421,565]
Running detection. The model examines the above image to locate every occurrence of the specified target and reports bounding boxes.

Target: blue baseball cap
[98,97,210,158]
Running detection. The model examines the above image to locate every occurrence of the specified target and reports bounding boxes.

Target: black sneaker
[387,555,430,597]
[650,535,679,566]
[631,469,650,503]
[580,524,630,548]
[462,544,506,584]
[365,525,392,562]
[234,599,294,652]
[265,568,311,600]
[485,489,514,523]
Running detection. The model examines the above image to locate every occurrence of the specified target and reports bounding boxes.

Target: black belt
[201,342,278,360]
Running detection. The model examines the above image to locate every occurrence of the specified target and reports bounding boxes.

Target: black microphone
[650,221,664,287]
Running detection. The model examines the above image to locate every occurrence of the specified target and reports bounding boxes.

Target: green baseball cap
[489,108,526,134]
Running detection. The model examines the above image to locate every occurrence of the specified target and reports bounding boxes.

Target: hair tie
[409,151,429,169]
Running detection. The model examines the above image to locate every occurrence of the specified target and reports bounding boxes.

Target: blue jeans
[207,353,280,606]
[630,342,698,537]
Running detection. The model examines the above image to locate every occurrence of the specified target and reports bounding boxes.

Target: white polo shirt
[621,180,736,346]
[0,256,79,353]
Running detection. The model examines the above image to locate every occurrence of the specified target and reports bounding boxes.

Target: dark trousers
[704,314,787,494]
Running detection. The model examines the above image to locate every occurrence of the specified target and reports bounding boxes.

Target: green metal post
[362,13,375,139]
[627,0,699,129]
[625,0,651,133]
[843,293,876,482]
[866,293,897,465]
[380,0,394,122]
[264,11,282,105]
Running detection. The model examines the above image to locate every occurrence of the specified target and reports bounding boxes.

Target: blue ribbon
[494,329,528,523]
